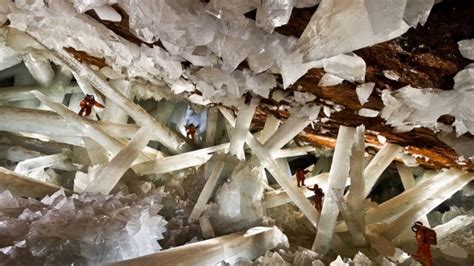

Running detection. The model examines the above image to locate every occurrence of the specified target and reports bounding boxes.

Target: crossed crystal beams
[27,33,191,155]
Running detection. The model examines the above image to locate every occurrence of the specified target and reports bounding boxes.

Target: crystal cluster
[0,189,166,265]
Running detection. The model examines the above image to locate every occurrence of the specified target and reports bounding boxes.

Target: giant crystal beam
[189,159,225,221]
[336,168,466,233]
[363,143,402,198]
[313,126,355,254]
[110,226,288,266]
[229,98,259,160]
[298,0,410,61]
[0,106,140,140]
[383,171,474,240]
[84,126,154,194]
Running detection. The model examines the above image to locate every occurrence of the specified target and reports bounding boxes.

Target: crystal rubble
[256,0,295,33]
[313,126,355,254]
[111,226,288,265]
[0,189,167,265]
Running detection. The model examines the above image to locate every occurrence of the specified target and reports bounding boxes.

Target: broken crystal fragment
[112,227,288,265]
[458,39,474,60]
[318,73,344,87]
[356,82,375,105]
[322,53,366,83]
[358,108,379,117]
[383,70,399,81]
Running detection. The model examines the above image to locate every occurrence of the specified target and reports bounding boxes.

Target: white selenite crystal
[256,0,294,33]
[279,50,322,89]
[363,143,402,197]
[358,108,379,117]
[335,169,463,233]
[189,159,225,221]
[295,0,321,8]
[403,0,434,28]
[31,90,129,157]
[318,73,344,87]
[72,0,116,13]
[131,143,229,176]
[229,98,259,160]
[0,167,64,198]
[382,171,473,240]
[93,5,121,22]
[0,188,167,264]
[45,46,191,153]
[356,82,375,105]
[458,39,474,60]
[313,126,355,254]
[381,79,474,135]
[298,0,409,61]
[383,70,399,81]
[219,107,320,228]
[294,91,316,104]
[346,125,366,246]
[83,126,154,194]
[322,53,366,83]
[112,226,288,265]
[199,215,216,239]
[440,242,468,258]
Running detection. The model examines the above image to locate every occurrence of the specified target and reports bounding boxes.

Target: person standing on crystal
[295,168,309,187]
[307,184,324,212]
[411,221,436,266]
[185,123,199,142]
[78,94,104,116]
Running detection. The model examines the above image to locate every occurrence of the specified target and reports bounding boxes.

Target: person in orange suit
[185,123,199,142]
[412,221,436,266]
[295,168,309,187]
[307,184,324,212]
[78,95,104,116]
